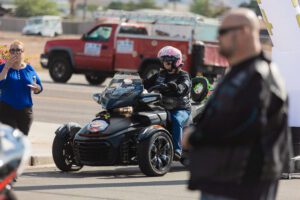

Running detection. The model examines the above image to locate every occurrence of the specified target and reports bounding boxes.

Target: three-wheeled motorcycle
[52,72,208,176]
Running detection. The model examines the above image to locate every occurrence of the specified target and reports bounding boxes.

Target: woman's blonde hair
[10,40,24,50]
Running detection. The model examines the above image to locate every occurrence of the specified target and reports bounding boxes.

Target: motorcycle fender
[55,122,81,140]
[137,125,169,142]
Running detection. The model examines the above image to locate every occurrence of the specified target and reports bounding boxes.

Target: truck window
[27,19,42,25]
[119,26,148,35]
[86,26,112,41]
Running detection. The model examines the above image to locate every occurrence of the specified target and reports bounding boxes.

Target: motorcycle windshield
[101,72,144,109]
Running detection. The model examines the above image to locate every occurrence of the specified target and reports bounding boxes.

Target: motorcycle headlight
[87,119,109,133]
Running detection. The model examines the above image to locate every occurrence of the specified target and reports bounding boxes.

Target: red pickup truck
[40,22,228,85]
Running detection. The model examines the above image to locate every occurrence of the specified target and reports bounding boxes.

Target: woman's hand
[0,57,16,81]
[5,55,18,69]
[27,83,41,94]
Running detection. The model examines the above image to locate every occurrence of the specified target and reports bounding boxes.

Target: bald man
[183,8,291,200]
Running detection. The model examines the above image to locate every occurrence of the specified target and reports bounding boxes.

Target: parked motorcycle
[0,124,30,200]
[52,72,207,176]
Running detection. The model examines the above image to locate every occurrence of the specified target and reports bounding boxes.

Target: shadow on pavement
[21,163,187,179]
[15,179,187,191]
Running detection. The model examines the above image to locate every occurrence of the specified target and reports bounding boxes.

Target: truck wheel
[49,56,72,83]
[52,135,83,172]
[85,73,106,85]
[138,131,173,176]
[140,63,160,80]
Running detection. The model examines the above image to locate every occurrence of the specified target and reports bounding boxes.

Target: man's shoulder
[252,56,273,80]
[251,55,287,100]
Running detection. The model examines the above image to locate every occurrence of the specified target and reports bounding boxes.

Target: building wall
[0,16,97,34]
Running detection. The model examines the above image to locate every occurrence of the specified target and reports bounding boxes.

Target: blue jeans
[170,109,190,154]
[200,193,235,200]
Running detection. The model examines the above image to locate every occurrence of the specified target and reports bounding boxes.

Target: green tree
[124,1,137,11]
[136,0,157,9]
[106,0,157,11]
[190,0,229,17]
[87,4,99,13]
[15,0,59,17]
[212,2,230,17]
[106,2,125,10]
[190,0,212,17]
[240,0,261,16]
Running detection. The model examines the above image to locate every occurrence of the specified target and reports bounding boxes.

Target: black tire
[191,77,209,103]
[138,131,173,176]
[85,73,106,85]
[52,135,83,172]
[140,63,160,80]
[49,55,73,83]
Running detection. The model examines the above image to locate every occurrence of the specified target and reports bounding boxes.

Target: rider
[143,46,191,161]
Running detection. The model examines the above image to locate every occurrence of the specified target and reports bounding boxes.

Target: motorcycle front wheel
[137,131,174,176]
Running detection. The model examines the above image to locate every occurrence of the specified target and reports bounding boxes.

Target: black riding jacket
[188,52,291,199]
[143,69,191,111]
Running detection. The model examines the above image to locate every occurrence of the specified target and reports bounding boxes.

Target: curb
[29,155,54,166]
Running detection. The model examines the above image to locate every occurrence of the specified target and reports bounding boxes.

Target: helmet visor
[159,56,178,63]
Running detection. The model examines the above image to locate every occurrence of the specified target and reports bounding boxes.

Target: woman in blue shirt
[0,40,43,135]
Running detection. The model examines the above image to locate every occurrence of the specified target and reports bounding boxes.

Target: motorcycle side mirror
[93,93,102,104]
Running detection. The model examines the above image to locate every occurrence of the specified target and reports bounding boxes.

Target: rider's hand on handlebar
[159,83,169,92]
[167,82,178,91]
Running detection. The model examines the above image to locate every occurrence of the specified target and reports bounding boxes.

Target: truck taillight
[44,43,49,54]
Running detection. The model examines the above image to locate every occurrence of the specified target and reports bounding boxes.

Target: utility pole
[69,0,76,17]
[83,0,87,21]
[168,0,180,11]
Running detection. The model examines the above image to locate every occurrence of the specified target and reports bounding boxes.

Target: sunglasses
[218,25,244,36]
[9,48,23,53]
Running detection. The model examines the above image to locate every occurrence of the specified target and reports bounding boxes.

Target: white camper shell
[22,15,63,37]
